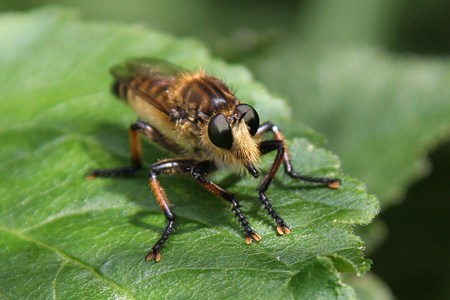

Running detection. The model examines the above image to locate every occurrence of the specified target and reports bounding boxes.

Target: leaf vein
[0,225,136,300]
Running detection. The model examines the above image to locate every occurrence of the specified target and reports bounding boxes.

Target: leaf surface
[0,7,378,299]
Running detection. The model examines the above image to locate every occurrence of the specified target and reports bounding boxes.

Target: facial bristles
[231,121,261,166]
[200,115,261,174]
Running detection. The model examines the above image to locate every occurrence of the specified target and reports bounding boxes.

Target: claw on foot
[245,232,261,244]
[276,225,291,235]
[86,174,96,180]
[145,250,161,262]
[328,179,341,189]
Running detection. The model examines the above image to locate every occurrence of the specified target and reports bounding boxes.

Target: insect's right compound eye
[208,114,233,150]
[236,104,259,136]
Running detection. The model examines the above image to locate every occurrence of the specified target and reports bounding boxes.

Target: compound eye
[236,104,260,136]
[208,114,233,149]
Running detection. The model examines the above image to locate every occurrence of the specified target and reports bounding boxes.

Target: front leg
[190,161,261,244]
[145,159,198,262]
[146,159,260,262]
[254,122,342,235]
[257,121,341,189]
[257,140,292,235]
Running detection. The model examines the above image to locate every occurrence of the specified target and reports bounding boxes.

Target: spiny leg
[258,140,291,235]
[190,161,261,244]
[146,165,176,262]
[257,121,341,189]
[88,120,184,178]
[145,159,199,262]
[146,159,260,262]
[88,121,144,178]
[254,122,341,235]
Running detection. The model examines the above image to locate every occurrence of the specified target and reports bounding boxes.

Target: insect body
[89,58,341,262]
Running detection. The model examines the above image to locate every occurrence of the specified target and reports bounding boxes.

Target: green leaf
[343,272,394,300]
[243,42,450,207]
[0,7,378,299]
[295,0,395,46]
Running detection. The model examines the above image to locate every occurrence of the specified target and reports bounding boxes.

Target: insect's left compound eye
[236,104,260,136]
[208,113,233,150]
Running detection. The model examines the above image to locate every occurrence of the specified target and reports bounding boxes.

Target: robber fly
[89,58,341,262]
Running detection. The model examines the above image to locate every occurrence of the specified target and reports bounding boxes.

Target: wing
[111,57,186,79]
[110,58,186,115]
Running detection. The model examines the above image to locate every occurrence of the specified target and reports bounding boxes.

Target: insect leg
[145,161,177,262]
[257,121,341,189]
[191,162,261,244]
[257,140,291,235]
[145,159,197,262]
[145,159,260,262]
[88,121,144,178]
[89,120,184,178]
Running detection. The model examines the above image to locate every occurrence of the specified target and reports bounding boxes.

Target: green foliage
[0,8,378,299]
[243,43,450,206]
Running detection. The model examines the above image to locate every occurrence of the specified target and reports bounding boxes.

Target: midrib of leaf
[17,201,306,272]
[0,225,136,300]
[7,180,298,273]
[19,206,133,233]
